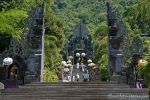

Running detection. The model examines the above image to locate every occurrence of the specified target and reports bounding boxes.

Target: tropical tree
[0,0,64,82]
[44,3,65,81]
[138,0,150,22]
[93,23,108,81]
[0,9,27,52]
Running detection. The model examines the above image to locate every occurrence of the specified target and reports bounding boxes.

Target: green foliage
[123,1,150,86]
[0,0,43,11]
[45,7,65,48]
[123,4,141,38]
[137,62,150,86]
[52,1,139,82]
[46,35,58,42]
[94,23,108,38]
[44,1,65,81]
[0,9,27,52]
[0,9,27,35]
[45,67,59,82]
[99,54,108,81]
[93,23,108,81]
[138,0,150,21]
[3,0,150,83]
[0,0,64,81]
[52,0,139,38]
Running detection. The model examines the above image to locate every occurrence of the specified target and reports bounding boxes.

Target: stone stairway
[0,81,149,100]
[72,67,84,82]
[72,64,88,82]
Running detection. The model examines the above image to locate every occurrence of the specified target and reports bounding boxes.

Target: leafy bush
[137,61,150,86]
[45,67,59,82]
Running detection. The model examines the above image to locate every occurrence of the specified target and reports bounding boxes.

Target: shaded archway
[7,64,18,79]
[0,54,27,81]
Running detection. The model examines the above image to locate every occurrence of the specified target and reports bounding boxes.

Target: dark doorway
[8,64,18,80]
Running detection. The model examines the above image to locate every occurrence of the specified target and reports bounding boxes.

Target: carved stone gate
[107,3,144,86]
[65,22,100,81]
[65,22,94,64]
[0,3,45,84]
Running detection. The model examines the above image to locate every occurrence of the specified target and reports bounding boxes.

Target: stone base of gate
[111,75,121,82]
[111,74,127,84]
[24,75,40,84]
[111,75,124,84]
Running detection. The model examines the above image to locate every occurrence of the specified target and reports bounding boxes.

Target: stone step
[0,94,149,100]
[0,88,148,93]
[29,81,118,84]
[0,92,147,95]
[0,90,147,93]
[25,84,124,86]
[0,81,149,100]
[22,84,129,86]
[23,83,126,86]
[19,84,130,88]
[0,82,136,87]
[25,84,121,86]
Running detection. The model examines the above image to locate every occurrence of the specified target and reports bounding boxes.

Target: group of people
[75,61,89,82]
[61,62,89,82]
[76,62,86,72]
[75,71,89,82]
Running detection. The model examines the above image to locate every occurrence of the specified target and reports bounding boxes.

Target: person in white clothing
[76,62,79,69]
[81,63,84,72]
[76,73,79,82]
[73,75,75,82]
[68,75,71,82]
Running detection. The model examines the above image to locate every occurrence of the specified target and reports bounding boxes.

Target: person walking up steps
[76,73,79,82]
[76,62,79,69]
[72,74,75,82]
[83,71,89,82]
[81,63,84,72]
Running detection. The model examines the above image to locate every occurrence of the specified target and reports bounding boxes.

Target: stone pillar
[111,54,123,82]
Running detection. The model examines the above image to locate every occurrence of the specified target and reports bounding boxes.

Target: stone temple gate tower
[107,3,125,81]
[0,3,45,83]
[65,22,94,64]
